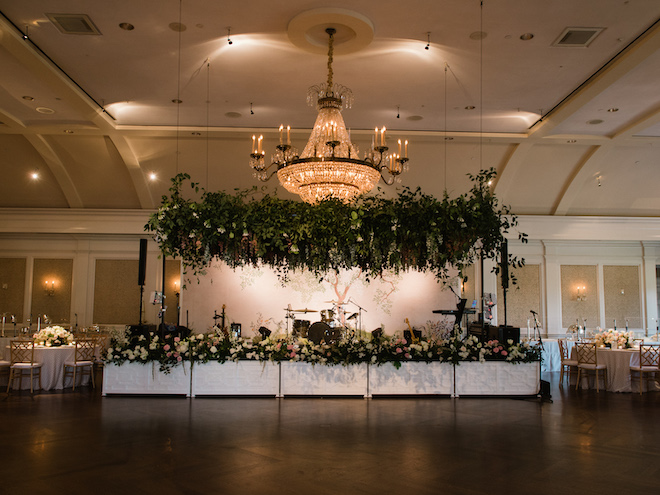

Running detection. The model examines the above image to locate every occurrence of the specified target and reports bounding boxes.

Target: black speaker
[138,239,147,286]
[500,240,509,289]
[498,325,520,344]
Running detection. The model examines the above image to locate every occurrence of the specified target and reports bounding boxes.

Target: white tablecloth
[570,347,657,393]
[2,345,92,391]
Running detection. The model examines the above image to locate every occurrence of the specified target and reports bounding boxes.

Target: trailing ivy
[145,168,526,281]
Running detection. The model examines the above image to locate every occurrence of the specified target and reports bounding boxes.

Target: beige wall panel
[497,264,541,329]
[603,265,641,329]
[31,258,73,325]
[93,260,140,325]
[0,258,26,323]
[561,265,598,329]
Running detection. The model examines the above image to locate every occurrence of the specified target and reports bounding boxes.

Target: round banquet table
[570,346,658,393]
[2,344,92,391]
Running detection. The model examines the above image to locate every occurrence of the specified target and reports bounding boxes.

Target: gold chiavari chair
[557,339,578,387]
[630,344,660,395]
[575,342,608,392]
[7,339,42,394]
[63,338,96,390]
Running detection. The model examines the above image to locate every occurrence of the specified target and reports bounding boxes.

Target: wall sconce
[576,285,586,301]
[44,280,55,296]
[620,288,625,295]
[174,281,180,297]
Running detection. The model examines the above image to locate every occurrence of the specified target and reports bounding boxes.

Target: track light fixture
[425,32,430,50]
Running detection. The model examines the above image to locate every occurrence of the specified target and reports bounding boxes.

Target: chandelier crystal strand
[249,27,409,203]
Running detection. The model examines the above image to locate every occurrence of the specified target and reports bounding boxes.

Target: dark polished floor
[1,372,660,495]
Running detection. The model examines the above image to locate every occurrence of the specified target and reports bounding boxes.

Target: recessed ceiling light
[567,139,577,143]
[119,22,134,31]
[63,129,74,134]
[225,112,242,118]
[587,119,603,125]
[465,106,476,110]
[520,33,534,41]
[169,22,186,32]
[191,132,201,136]
[469,31,487,40]
[30,171,40,180]
[172,99,182,104]
[149,172,157,181]
[22,95,34,101]
[36,107,55,114]
[607,108,619,112]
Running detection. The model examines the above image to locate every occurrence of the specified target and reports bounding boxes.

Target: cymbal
[324,300,337,304]
[293,308,318,313]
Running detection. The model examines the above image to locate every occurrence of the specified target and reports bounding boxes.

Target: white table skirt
[570,347,658,393]
[2,345,92,391]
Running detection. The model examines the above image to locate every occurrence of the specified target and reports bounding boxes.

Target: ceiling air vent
[553,27,604,47]
[46,13,101,35]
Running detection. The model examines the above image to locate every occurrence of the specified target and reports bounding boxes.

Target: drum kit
[285,300,364,344]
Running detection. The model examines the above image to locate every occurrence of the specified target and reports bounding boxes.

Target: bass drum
[307,321,331,345]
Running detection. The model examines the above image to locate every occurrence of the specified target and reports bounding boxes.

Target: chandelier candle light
[249,28,409,203]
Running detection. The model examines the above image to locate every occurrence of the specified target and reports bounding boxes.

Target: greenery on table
[104,330,542,372]
[145,168,526,281]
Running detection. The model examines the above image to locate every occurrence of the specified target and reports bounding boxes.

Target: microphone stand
[346,298,367,337]
[530,310,551,403]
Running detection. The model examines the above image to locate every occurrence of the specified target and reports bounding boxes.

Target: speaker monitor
[500,239,509,289]
[138,239,147,286]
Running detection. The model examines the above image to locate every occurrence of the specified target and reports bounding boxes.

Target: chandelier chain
[327,29,335,90]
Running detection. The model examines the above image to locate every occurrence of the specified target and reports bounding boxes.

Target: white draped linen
[540,339,576,372]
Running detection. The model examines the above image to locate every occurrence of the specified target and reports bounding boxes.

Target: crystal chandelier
[249,28,409,203]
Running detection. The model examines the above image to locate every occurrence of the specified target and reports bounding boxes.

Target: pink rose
[404,353,411,359]
[401,339,407,345]
[501,350,508,356]
[289,351,296,358]
[166,352,172,357]
[174,337,180,342]
[163,344,171,351]
[396,348,403,354]
[493,348,500,353]
[177,355,183,361]
[287,344,293,351]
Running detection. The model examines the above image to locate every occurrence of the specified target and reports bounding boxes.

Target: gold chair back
[10,339,35,365]
[639,344,660,367]
[575,342,597,365]
[558,339,569,360]
[75,339,97,362]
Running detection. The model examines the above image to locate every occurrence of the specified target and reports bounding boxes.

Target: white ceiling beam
[109,136,155,209]
[23,134,83,208]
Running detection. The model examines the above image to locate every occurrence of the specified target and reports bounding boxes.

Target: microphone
[530,310,537,315]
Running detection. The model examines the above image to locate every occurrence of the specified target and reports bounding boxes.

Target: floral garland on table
[105,331,191,373]
[145,168,527,282]
[33,326,73,347]
[593,329,634,349]
[105,330,541,371]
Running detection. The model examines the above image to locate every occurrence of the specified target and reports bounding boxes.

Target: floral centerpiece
[593,328,634,348]
[33,326,73,347]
